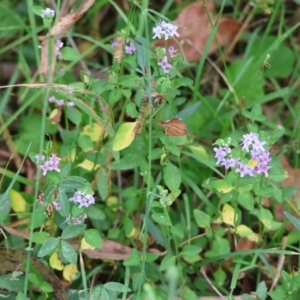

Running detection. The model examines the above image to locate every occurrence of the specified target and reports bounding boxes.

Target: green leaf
[86,205,106,221]
[205,236,230,258]
[159,255,176,271]
[29,209,46,229]
[177,102,201,120]
[32,232,49,244]
[61,240,77,264]
[136,38,147,71]
[84,229,103,248]
[163,161,181,192]
[38,237,60,257]
[66,107,82,126]
[16,292,27,300]
[211,179,233,193]
[170,224,184,238]
[59,176,87,190]
[113,122,138,151]
[238,191,254,210]
[32,6,43,16]
[284,212,300,230]
[145,253,159,262]
[104,282,131,293]
[268,286,286,300]
[61,47,81,61]
[176,77,194,87]
[62,224,86,240]
[194,209,211,228]
[97,168,109,200]
[43,185,57,203]
[181,245,202,257]
[123,252,141,266]
[125,102,138,118]
[58,188,69,216]
[77,134,94,152]
[40,281,53,293]
[119,75,139,88]
[259,207,281,231]
[28,273,40,285]
[255,281,267,300]
[90,286,102,300]
[274,189,285,203]
[124,217,134,236]
[151,212,171,226]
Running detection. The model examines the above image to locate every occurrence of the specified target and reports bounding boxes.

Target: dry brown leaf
[153,1,241,61]
[157,118,188,136]
[40,0,95,75]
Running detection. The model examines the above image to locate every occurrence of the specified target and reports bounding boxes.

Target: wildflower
[153,20,179,40]
[48,96,56,103]
[52,201,61,211]
[66,101,75,107]
[56,99,64,106]
[158,56,173,73]
[69,190,95,209]
[111,39,120,48]
[41,8,55,18]
[168,46,177,56]
[55,40,64,56]
[125,42,136,55]
[40,154,61,176]
[72,213,87,224]
[64,85,74,94]
[35,154,45,164]
[214,133,272,177]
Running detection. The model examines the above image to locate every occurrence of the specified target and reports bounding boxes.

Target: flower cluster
[56,40,64,57]
[69,190,95,209]
[158,56,173,74]
[41,8,55,18]
[48,96,74,107]
[152,20,179,40]
[125,41,136,55]
[35,154,61,176]
[214,133,272,177]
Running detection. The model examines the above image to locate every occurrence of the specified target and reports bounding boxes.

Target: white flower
[41,8,55,18]
[153,20,179,40]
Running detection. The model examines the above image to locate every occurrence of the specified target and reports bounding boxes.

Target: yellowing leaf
[81,237,95,250]
[211,179,233,193]
[82,123,104,142]
[235,224,259,242]
[49,252,64,270]
[126,227,138,238]
[48,108,62,124]
[112,122,138,151]
[9,190,27,213]
[76,159,101,171]
[63,264,79,282]
[221,204,237,227]
[189,145,208,159]
[106,196,119,212]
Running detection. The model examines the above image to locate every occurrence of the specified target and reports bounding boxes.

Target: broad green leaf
[151,212,171,226]
[176,77,194,87]
[211,179,233,193]
[97,168,109,200]
[205,236,230,257]
[145,253,159,262]
[104,282,131,293]
[255,281,267,300]
[38,237,60,257]
[66,107,82,126]
[163,161,181,192]
[123,251,141,266]
[58,189,69,216]
[238,191,254,210]
[194,209,211,228]
[32,231,49,244]
[32,6,43,16]
[170,224,184,238]
[113,122,138,151]
[159,254,176,271]
[259,207,281,231]
[61,47,81,61]
[61,241,77,264]
[177,102,201,120]
[29,209,46,229]
[62,224,86,240]
[181,245,202,257]
[84,229,103,248]
[77,134,93,152]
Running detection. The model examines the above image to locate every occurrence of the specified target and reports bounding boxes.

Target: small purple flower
[48,96,56,103]
[69,190,95,208]
[213,146,228,164]
[56,99,64,106]
[55,40,63,57]
[72,213,88,225]
[168,46,177,55]
[111,39,120,48]
[158,56,173,73]
[41,8,55,18]
[153,20,179,40]
[66,101,75,107]
[40,154,61,176]
[53,201,61,211]
[125,42,136,55]
[35,154,45,164]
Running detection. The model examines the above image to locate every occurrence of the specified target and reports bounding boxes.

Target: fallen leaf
[48,108,62,124]
[153,1,241,61]
[157,118,188,136]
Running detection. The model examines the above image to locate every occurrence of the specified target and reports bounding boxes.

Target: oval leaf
[113,122,138,151]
